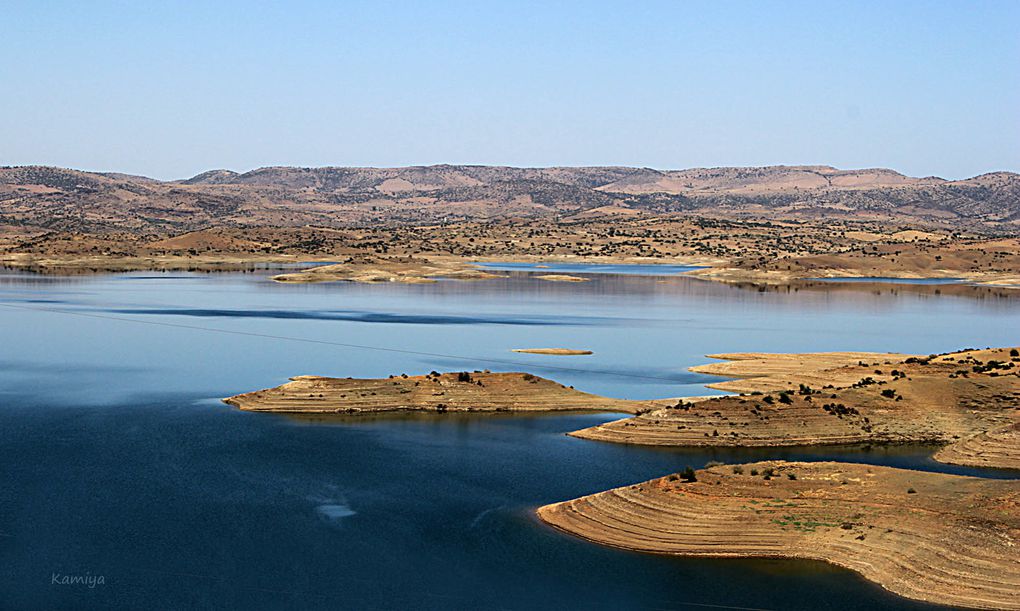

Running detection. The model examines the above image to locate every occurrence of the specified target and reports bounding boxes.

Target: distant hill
[1,164,1017,233]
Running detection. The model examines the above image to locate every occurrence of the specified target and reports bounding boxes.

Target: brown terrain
[223,371,647,415]
[572,348,1020,470]
[511,348,593,356]
[3,164,1018,232]
[223,347,1020,470]
[2,164,1019,287]
[537,461,1020,610]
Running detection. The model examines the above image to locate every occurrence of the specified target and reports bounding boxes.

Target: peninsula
[538,461,1020,610]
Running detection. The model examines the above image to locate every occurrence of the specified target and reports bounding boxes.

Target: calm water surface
[1,266,1018,609]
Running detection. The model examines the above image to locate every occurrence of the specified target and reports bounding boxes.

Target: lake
[1,266,1018,609]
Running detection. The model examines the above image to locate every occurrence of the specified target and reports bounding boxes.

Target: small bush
[907,487,917,494]
[732,466,744,474]
[679,467,697,482]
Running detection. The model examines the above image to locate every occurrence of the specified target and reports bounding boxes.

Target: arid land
[10,164,1020,607]
[2,164,1019,287]
[223,371,651,415]
[573,348,1020,470]
[537,462,1020,610]
[226,347,1020,470]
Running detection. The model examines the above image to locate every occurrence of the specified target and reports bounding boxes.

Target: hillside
[2,164,1018,234]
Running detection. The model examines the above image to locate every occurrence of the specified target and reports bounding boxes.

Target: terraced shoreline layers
[570,348,1020,469]
[537,461,1020,610]
[934,424,1020,470]
[223,371,645,414]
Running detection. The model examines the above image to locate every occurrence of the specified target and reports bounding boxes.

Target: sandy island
[538,461,1020,610]
[270,257,502,284]
[511,348,593,356]
[534,274,589,282]
[223,371,646,414]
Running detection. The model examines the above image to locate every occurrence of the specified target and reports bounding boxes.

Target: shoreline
[536,461,1020,610]
[3,251,1018,289]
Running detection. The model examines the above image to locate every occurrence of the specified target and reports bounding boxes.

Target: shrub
[907,487,916,494]
[679,467,697,482]
[881,389,896,399]
[732,466,744,474]
[787,473,797,480]
[1011,349,1019,357]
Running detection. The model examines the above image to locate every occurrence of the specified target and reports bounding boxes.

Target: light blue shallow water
[1,266,1017,609]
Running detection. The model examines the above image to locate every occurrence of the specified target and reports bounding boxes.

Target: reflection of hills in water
[262,267,1020,305]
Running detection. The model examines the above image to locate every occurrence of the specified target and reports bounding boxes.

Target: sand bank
[534,274,589,282]
[511,348,593,355]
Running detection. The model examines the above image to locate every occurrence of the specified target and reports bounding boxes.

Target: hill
[2,164,1017,234]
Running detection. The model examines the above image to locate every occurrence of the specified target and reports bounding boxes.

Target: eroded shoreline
[537,461,1020,610]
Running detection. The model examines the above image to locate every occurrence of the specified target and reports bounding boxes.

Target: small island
[511,348,594,356]
[223,371,644,414]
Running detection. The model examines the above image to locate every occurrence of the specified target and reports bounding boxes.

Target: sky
[1,0,1017,180]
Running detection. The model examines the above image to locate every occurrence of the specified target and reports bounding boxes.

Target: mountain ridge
[1,164,1017,233]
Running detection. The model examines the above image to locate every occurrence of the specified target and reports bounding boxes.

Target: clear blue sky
[2,0,1017,180]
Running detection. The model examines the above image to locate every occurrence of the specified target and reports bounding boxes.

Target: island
[223,371,645,414]
[511,348,594,355]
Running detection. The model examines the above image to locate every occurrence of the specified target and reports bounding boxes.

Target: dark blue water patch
[808,277,965,285]
[0,401,964,610]
[102,307,622,327]
[474,261,706,276]
[2,269,1018,609]
[0,359,149,376]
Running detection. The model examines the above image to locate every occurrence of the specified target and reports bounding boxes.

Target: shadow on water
[0,267,1017,609]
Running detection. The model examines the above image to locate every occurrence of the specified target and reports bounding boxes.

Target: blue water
[1,266,1018,610]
